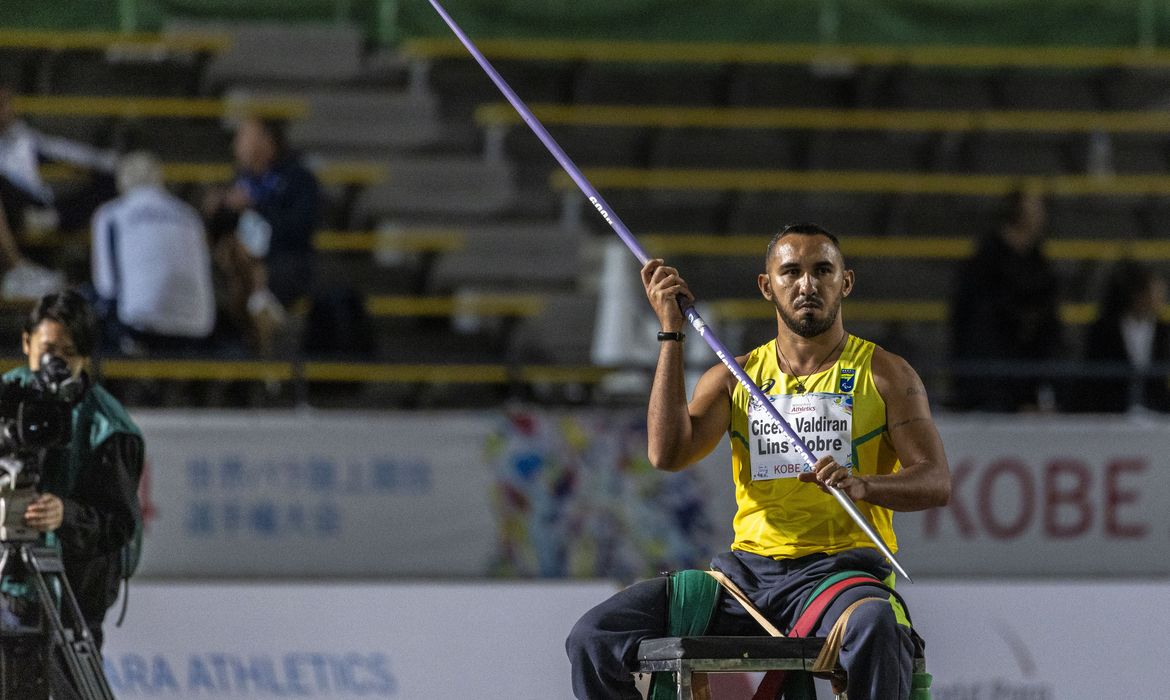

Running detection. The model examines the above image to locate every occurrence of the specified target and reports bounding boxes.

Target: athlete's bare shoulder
[870,345,927,402]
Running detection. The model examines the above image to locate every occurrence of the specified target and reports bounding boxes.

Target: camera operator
[6,290,143,649]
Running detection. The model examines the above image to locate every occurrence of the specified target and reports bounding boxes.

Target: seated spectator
[203,117,319,355]
[0,84,117,234]
[0,85,108,299]
[1072,260,1170,413]
[91,152,215,356]
[949,186,1063,412]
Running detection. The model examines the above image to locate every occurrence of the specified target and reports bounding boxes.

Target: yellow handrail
[40,161,387,186]
[0,29,230,52]
[643,235,1170,261]
[365,294,545,318]
[477,103,1170,134]
[101,359,292,381]
[552,168,1170,196]
[13,95,306,120]
[404,37,1170,68]
[706,300,1170,324]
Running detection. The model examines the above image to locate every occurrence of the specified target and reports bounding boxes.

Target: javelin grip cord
[426,0,910,581]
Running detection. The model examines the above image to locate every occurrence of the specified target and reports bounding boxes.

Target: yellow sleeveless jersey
[728,334,899,559]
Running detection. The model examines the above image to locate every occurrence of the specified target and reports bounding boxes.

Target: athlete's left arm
[804,349,951,509]
[857,348,951,510]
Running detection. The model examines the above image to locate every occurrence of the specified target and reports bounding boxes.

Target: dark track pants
[566,548,914,700]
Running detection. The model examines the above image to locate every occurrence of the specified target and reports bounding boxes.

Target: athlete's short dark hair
[765,223,842,266]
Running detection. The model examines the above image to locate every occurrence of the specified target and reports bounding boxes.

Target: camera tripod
[0,542,115,700]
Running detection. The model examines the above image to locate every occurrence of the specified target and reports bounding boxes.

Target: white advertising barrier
[136,412,498,577]
[908,580,1167,700]
[894,416,1170,576]
[101,579,1163,699]
[134,411,1170,578]
[136,409,728,580]
[101,580,616,699]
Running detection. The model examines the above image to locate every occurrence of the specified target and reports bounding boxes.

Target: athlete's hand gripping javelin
[799,455,868,501]
[640,259,694,333]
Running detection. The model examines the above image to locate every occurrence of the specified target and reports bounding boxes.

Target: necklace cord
[776,333,848,393]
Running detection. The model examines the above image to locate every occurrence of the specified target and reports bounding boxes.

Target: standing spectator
[204,117,319,355]
[1072,260,1170,413]
[949,186,1064,411]
[91,152,215,355]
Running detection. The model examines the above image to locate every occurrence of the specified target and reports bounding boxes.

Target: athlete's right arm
[642,259,733,471]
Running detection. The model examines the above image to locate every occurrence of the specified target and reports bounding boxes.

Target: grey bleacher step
[46,52,201,97]
[508,292,597,365]
[351,156,518,222]
[165,20,363,89]
[427,221,585,292]
[226,88,442,154]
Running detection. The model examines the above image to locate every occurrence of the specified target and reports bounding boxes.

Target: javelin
[426,0,911,582]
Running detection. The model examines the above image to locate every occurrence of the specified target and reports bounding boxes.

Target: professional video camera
[0,353,82,542]
[0,354,114,700]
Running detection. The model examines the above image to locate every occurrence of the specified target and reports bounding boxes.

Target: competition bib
[747,392,853,482]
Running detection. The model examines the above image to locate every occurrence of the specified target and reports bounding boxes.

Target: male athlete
[566,223,951,699]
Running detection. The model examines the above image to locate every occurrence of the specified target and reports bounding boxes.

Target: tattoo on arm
[889,416,929,432]
[905,386,926,397]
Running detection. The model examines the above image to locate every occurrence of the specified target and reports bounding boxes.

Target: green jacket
[2,366,144,628]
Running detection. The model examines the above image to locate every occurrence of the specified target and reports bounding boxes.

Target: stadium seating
[875,67,996,110]
[280,89,443,157]
[963,131,1085,174]
[7,25,1170,407]
[725,64,856,109]
[1100,67,1170,109]
[647,128,797,170]
[350,156,517,224]
[425,222,583,293]
[46,51,202,96]
[166,21,365,89]
[1110,133,1170,173]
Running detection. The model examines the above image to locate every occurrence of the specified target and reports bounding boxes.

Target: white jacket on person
[92,185,216,338]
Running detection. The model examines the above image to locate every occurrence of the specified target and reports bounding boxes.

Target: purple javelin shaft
[427,0,909,581]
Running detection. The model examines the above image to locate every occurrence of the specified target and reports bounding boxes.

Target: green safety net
[2,0,1168,48]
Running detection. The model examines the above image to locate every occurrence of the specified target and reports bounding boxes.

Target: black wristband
[657,331,685,342]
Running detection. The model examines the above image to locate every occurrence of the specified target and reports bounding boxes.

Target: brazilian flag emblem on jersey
[838,367,856,393]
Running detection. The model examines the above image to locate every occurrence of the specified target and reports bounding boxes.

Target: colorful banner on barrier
[134,410,1170,578]
[483,411,716,580]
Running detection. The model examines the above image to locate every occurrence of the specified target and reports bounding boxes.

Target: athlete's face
[759,234,853,338]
